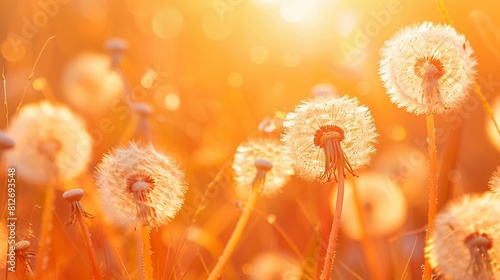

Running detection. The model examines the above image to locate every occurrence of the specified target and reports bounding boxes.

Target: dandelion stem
[207,178,264,280]
[423,113,438,280]
[351,178,385,280]
[320,142,345,280]
[140,226,153,280]
[435,0,453,25]
[75,206,101,279]
[34,180,56,277]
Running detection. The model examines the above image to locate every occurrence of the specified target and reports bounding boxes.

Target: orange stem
[207,179,263,280]
[76,205,101,279]
[320,141,345,280]
[423,113,438,280]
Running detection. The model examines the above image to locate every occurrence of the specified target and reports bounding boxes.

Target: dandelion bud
[62,188,84,203]
[0,131,14,150]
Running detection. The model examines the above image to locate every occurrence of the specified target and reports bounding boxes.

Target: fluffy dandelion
[61,52,123,116]
[96,142,187,229]
[6,101,92,186]
[282,95,377,182]
[379,22,476,280]
[249,252,301,280]
[282,94,377,280]
[488,167,500,193]
[96,142,187,280]
[379,22,476,115]
[233,137,294,199]
[427,193,500,279]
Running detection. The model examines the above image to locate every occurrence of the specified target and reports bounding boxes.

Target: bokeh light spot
[448,170,461,183]
[152,8,184,40]
[164,93,181,111]
[141,69,158,89]
[227,72,243,88]
[32,77,47,90]
[250,46,269,64]
[388,126,406,141]
[279,0,319,23]
[337,9,358,36]
[267,214,276,224]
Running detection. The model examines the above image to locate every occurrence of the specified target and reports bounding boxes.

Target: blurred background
[1,0,500,279]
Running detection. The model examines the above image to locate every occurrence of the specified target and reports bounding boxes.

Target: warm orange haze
[1,0,500,279]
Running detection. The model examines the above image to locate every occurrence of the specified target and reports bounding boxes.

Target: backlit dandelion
[380,22,476,115]
[6,101,92,186]
[96,142,187,229]
[233,137,294,198]
[427,193,500,279]
[282,94,377,280]
[488,166,500,194]
[282,94,377,183]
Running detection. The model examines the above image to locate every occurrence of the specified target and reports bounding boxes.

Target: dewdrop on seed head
[282,94,377,183]
[5,101,92,186]
[232,137,294,199]
[427,193,500,279]
[379,22,477,115]
[96,142,187,229]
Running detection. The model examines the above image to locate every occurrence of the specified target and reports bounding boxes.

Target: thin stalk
[207,179,264,280]
[320,142,345,280]
[140,226,153,280]
[75,206,101,279]
[34,180,56,277]
[423,113,438,280]
[351,178,385,280]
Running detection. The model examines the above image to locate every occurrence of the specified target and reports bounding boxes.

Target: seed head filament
[464,232,497,279]
[127,173,157,227]
[313,125,355,182]
[414,57,445,114]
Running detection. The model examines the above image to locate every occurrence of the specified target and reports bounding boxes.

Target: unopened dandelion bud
[0,131,14,150]
[62,188,84,203]
[254,159,273,171]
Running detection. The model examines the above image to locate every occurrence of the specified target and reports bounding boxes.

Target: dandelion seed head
[282,95,377,182]
[379,22,477,115]
[96,142,187,229]
[488,166,500,194]
[6,101,92,186]
[427,193,500,279]
[233,138,294,198]
[15,240,31,252]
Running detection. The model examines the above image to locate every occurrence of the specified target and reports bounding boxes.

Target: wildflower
[96,142,187,229]
[488,166,500,193]
[233,137,294,198]
[427,193,500,279]
[379,22,477,115]
[5,101,92,186]
[281,94,377,183]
